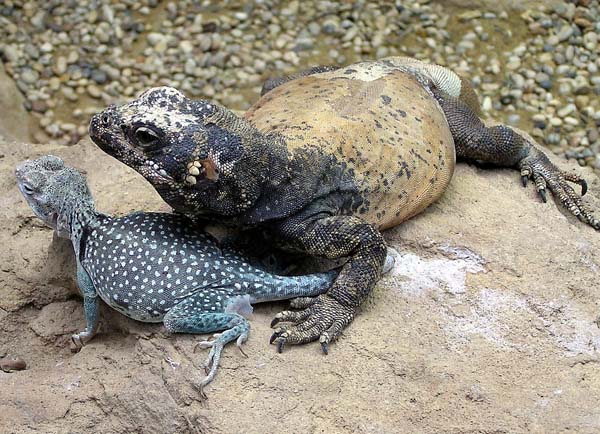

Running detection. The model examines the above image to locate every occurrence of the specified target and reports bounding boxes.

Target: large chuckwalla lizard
[15,155,336,395]
[89,57,600,354]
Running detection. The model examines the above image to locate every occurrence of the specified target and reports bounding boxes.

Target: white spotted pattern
[83,212,332,323]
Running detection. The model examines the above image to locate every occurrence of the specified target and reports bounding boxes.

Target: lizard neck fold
[178,107,290,219]
[56,196,101,249]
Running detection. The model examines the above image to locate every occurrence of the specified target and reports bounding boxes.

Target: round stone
[54,56,67,75]
[20,68,39,84]
[322,18,340,34]
[87,85,102,98]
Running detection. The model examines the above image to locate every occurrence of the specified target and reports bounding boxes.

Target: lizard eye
[134,127,160,148]
[22,184,35,195]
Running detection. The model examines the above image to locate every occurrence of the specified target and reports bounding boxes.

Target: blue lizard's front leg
[71,262,100,350]
[163,298,249,398]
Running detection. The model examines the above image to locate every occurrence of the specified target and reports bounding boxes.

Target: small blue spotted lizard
[15,155,335,395]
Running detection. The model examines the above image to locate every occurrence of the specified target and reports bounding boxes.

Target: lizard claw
[520,166,530,187]
[320,341,329,355]
[269,329,281,345]
[562,171,587,196]
[236,333,248,358]
[538,188,547,203]
[532,173,547,203]
[518,148,599,230]
[194,381,209,400]
[269,294,354,353]
[269,328,288,352]
[71,335,85,349]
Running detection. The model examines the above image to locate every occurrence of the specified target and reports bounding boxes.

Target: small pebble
[0,355,27,372]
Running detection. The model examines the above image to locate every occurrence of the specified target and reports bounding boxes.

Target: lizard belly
[245,60,455,230]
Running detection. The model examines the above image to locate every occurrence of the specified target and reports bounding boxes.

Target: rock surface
[0,64,32,143]
[1,135,600,433]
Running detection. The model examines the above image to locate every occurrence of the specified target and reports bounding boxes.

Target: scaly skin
[15,155,335,395]
[89,57,599,355]
[430,86,598,228]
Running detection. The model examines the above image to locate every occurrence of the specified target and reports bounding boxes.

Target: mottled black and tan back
[245,58,456,230]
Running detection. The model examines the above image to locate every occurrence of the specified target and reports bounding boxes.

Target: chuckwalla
[89,57,599,354]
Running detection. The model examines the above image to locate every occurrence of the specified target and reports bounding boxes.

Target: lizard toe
[289,296,318,310]
[518,149,599,230]
[270,309,311,328]
[271,295,355,353]
[269,327,287,345]
[562,171,588,196]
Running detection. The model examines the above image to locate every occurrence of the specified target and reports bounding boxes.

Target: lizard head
[89,87,268,217]
[15,155,93,237]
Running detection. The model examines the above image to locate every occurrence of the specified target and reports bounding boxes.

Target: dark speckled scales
[261,65,339,96]
[430,88,529,166]
[270,210,386,348]
[263,64,600,231]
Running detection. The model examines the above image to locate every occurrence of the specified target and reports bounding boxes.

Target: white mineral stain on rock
[446,290,600,356]
[443,287,532,351]
[575,241,599,273]
[386,245,485,296]
[386,245,600,357]
[532,301,600,357]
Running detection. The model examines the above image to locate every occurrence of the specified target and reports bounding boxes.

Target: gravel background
[1,0,599,170]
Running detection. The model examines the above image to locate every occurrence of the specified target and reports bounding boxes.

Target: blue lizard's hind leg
[163,299,249,397]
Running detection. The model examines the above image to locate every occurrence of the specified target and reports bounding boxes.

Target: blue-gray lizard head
[15,155,93,237]
[89,87,268,217]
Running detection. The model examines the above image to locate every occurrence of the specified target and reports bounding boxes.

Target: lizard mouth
[183,158,219,186]
[142,159,175,184]
[184,159,206,186]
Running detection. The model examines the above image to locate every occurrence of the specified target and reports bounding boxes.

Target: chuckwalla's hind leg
[432,86,599,230]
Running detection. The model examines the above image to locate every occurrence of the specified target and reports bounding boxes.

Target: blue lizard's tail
[248,270,337,304]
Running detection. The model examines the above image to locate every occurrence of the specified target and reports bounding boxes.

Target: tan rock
[1,137,600,433]
[0,64,32,142]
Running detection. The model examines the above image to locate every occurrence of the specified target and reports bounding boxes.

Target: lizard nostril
[101,114,110,126]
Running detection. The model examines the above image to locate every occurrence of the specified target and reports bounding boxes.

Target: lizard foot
[192,324,249,397]
[70,330,95,352]
[269,294,355,354]
[519,147,599,230]
[193,341,224,399]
